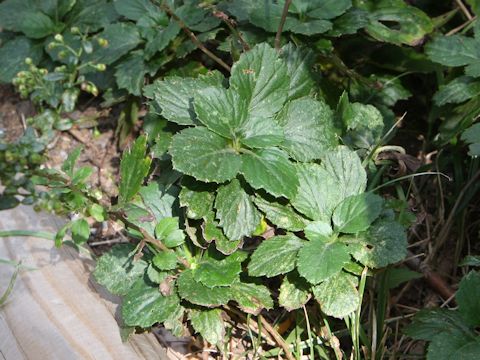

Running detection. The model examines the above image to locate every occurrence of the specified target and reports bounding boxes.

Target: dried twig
[446,15,477,36]
[161,2,231,72]
[213,10,250,51]
[275,0,292,51]
[259,314,295,360]
[455,0,473,20]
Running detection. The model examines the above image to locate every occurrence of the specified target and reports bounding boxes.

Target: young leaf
[297,238,350,284]
[348,219,407,268]
[426,35,479,67]
[170,127,242,183]
[62,146,83,177]
[279,272,312,311]
[230,43,290,122]
[122,278,182,328]
[304,221,333,241]
[276,97,337,162]
[313,271,359,318]
[457,271,480,327]
[93,244,147,296]
[71,218,90,244]
[115,51,147,96]
[190,309,225,345]
[433,76,480,106]
[332,193,384,234]
[155,217,184,248]
[119,135,151,204]
[254,196,308,232]
[241,147,298,199]
[214,179,261,241]
[248,234,305,278]
[177,269,231,307]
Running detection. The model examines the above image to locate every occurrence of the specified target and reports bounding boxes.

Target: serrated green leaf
[241,148,298,199]
[434,76,480,106]
[177,269,231,307]
[194,252,245,288]
[254,196,308,232]
[276,97,337,161]
[147,264,168,284]
[152,73,224,125]
[214,179,261,241]
[71,219,90,244]
[248,234,305,278]
[426,35,479,67]
[115,51,147,96]
[230,43,290,123]
[457,271,480,327]
[190,309,225,345]
[93,244,147,296]
[119,135,151,204]
[170,127,242,183]
[122,278,182,328]
[313,271,359,318]
[138,182,180,222]
[348,219,407,268]
[229,279,273,315]
[152,252,178,270]
[333,193,384,234]
[179,179,215,220]
[279,272,311,311]
[406,308,470,341]
[194,86,285,149]
[280,43,316,100]
[203,214,243,255]
[297,238,350,284]
[62,146,82,177]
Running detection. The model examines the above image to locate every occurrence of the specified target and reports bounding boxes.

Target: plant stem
[259,314,295,360]
[161,2,231,72]
[275,0,292,51]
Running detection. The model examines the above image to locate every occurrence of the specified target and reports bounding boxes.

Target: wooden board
[0,205,172,360]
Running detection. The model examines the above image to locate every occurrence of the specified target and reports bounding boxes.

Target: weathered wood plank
[0,205,171,360]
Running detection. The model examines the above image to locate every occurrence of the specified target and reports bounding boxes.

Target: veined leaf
[93,244,147,296]
[214,179,261,241]
[434,76,480,106]
[229,279,273,315]
[115,51,147,96]
[276,97,337,161]
[194,251,247,288]
[248,234,305,277]
[348,219,407,268]
[279,272,311,311]
[461,123,480,156]
[426,35,479,67]
[313,271,359,318]
[297,238,350,284]
[177,269,231,307]
[280,43,316,100]
[170,127,242,183]
[122,278,182,328]
[179,178,215,220]
[190,309,225,345]
[119,135,151,204]
[230,43,290,123]
[151,72,224,126]
[254,195,308,232]
[241,147,298,199]
[332,193,384,234]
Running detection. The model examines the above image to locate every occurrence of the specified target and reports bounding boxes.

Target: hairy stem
[275,0,292,51]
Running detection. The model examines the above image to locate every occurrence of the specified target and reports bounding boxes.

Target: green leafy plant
[91,43,408,357]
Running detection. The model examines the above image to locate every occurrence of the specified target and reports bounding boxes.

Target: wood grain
[0,205,171,360]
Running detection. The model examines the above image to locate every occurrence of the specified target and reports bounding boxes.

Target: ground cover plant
[1,0,480,359]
